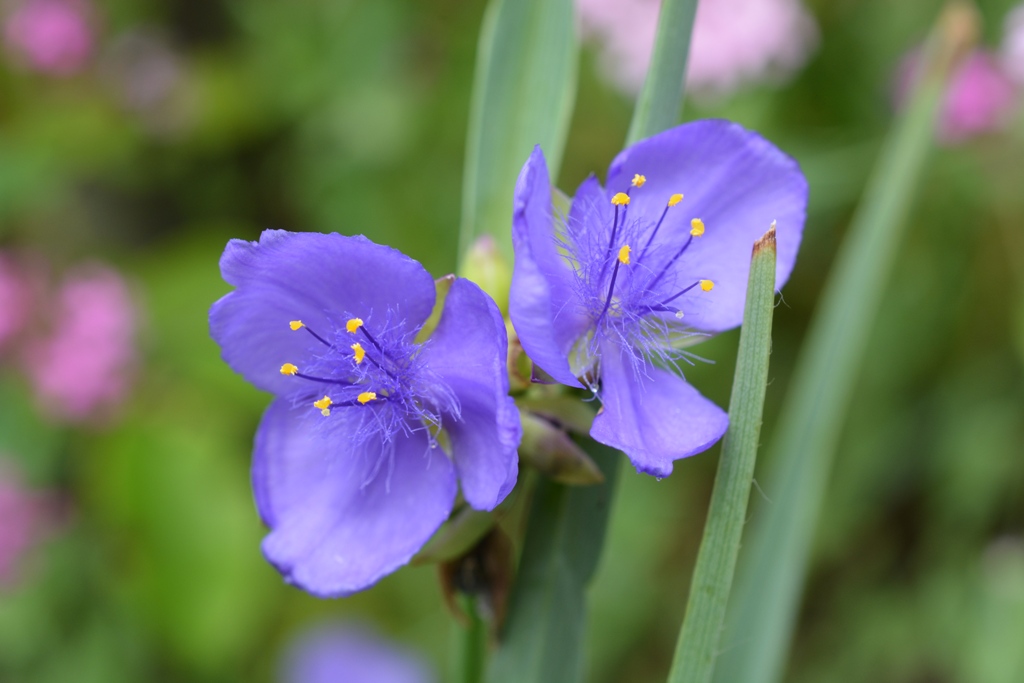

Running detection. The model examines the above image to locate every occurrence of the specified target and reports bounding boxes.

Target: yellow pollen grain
[351,343,366,364]
[611,192,631,206]
[700,279,714,292]
[618,245,631,265]
[357,391,377,405]
[346,318,364,333]
[280,363,298,376]
[313,395,333,416]
[690,218,705,237]
[289,320,304,331]
[668,193,684,207]
[631,174,646,188]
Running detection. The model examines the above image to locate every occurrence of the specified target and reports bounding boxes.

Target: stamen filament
[639,205,671,257]
[648,235,694,290]
[296,371,349,384]
[596,258,623,327]
[659,278,712,307]
[359,327,384,352]
[300,325,331,347]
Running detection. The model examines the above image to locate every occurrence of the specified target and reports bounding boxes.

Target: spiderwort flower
[281,622,435,683]
[209,231,520,597]
[510,120,806,476]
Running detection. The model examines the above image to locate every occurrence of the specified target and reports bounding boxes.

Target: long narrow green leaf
[487,441,619,683]
[668,226,778,683]
[713,7,977,683]
[626,0,698,144]
[458,0,578,261]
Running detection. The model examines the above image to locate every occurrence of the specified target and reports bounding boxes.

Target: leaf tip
[753,222,777,256]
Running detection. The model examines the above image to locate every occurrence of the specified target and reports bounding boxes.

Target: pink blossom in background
[3,0,93,76]
[577,0,818,98]
[0,255,31,351]
[0,461,50,586]
[898,49,1019,145]
[25,267,136,422]
[940,52,1018,143]
[1003,4,1024,86]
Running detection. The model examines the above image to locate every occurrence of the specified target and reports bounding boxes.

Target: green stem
[457,595,487,683]
[712,6,977,683]
[667,227,778,683]
[626,0,698,144]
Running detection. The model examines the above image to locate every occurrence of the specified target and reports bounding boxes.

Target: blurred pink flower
[25,267,136,422]
[577,0,818,98]
[0,254,32,351]
[898,49,1019,144]
[1003,4,1024,86]
[0,461,51,586]
[3,0,93,76]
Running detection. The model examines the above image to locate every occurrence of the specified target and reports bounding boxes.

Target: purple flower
[25,266,137,422]
[209,230,520,597]
[896,48,1019,145]
[578,0,818,99]
[280,622,435,683]
[510,120,806,476]
[3,0,93,76]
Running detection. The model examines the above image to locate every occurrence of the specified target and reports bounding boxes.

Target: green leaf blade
[459,0,578,261]
[712,6,978,683]
[625,0,698,144]
[668,226,778,683]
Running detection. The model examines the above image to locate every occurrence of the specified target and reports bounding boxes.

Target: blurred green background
[1,0,1023,681]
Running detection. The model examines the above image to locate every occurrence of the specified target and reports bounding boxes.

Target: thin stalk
[626,0,698,144]
[457,595,487,683]
[667,227,778,683]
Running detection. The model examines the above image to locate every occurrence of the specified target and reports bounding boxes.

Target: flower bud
[460,235,512,314]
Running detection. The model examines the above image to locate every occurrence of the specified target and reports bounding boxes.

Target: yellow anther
[611,192,631,206]
[357,391,377,405]
[690,218,705,237]
[668,193,684,207]
[289,320,304,331]
[700,279,714,292]
[313,396,333,416]
[280,363,299,376]
[346,318,364,333]
[631,174,646,188]
[351,343,366,364]
[618,245,631,265]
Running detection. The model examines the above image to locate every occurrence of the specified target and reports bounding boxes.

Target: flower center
[278,313,457,446]
[563,172,717,379]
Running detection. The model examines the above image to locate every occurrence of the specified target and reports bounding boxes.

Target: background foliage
[1,0,1023,681]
